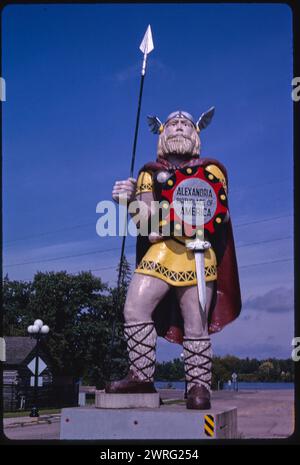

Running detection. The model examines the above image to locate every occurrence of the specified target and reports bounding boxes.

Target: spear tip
[139,24,154,55]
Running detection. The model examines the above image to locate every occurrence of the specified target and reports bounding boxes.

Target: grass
[4,408,61,419]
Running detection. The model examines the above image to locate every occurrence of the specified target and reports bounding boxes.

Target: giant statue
[106,108,241,410]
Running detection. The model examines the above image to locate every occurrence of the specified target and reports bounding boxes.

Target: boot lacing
[124,321,157,382]
[183,337,212,392]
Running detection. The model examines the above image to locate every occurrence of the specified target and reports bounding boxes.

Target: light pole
[27,319,50,417]
[231,372,238,391]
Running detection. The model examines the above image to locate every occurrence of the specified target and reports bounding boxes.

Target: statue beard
[163,135,194,158]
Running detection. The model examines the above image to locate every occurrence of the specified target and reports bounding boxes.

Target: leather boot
[183,337,212,410]
[105,321,157,394]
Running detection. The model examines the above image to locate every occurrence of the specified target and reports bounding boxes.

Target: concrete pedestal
[60,404,237,439]
[96,391,160,409]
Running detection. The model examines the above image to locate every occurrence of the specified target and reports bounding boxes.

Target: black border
[0,0,299,453]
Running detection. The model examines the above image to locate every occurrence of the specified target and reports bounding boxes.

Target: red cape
[136,157,242,344]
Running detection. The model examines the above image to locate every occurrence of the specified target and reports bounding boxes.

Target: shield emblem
[154,165,228,238]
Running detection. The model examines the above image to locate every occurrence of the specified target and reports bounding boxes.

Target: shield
[154,165,228,239]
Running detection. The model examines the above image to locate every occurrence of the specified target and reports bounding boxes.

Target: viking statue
[106,108,241,410]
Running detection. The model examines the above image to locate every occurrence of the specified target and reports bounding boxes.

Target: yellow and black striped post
[204,414,215,437]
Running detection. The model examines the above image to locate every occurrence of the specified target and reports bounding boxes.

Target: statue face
[165,117,195,137]
[160,117,199,158]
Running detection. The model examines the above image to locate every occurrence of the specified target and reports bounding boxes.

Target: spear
[130,24,154,177]
[107,25,154,378]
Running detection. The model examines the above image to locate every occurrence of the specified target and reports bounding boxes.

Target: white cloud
[244,287,293,313]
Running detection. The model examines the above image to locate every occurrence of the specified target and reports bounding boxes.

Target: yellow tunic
[135,165,227,286]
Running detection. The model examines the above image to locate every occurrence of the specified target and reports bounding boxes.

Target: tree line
[2,265,294,389]
[155,355,294,389]
[156,355,294,388]
[2,259,132,388]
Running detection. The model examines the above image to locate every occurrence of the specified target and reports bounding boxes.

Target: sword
[186,238,211,328]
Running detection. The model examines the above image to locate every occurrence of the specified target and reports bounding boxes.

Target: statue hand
[112,177,137,203]
[149,232,164,243]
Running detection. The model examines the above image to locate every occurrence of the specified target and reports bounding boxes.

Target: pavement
[4,414,61,429]
[2,389,295,440]
[213,389,294,439]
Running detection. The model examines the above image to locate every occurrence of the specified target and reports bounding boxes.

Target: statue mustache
[167,134,191,140]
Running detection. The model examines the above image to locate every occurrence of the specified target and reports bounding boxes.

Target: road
[3,389,294,441]
[3,421,60,441]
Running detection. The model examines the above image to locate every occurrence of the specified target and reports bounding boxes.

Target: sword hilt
[186,239,211,252]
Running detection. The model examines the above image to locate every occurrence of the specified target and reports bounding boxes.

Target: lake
[155,381,294,390]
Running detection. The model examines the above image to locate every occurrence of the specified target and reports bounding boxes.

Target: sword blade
[194,251,207,325]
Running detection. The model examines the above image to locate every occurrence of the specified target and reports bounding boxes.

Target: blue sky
[2,4,294,361]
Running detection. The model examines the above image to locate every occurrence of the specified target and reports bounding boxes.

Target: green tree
[104,255,132,383]
[258,360,275,381]
[28,271,112,379]
[2,275,33,335]
[3,271,126,387]
[211,356,231,389]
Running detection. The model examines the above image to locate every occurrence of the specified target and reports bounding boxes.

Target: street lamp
[231,372,238,392]
[27,319,50,417]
